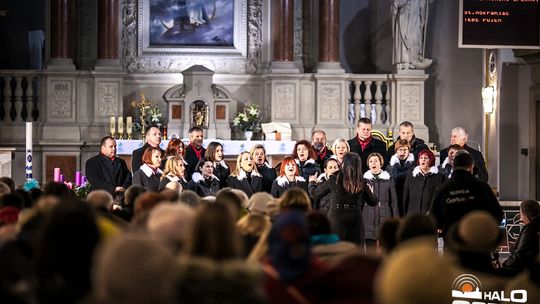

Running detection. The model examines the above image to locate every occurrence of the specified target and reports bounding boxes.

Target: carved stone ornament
[97,82,118,117]
[49,80,73,119]
[320,85,341,120]
[121,0,262,73]
[275,84,295,119]
[400,84,420,121]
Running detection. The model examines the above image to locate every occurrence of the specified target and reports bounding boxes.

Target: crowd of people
[0,119,539,303]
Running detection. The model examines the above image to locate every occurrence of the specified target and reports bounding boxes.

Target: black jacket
[213,160,231,189]
[187,172,220,197]
[296,159,321,182]
[403,166,445,215]
[271,176,308,198]
[131,143,164,172]
[315,146,334,171]
[362,170,399,240]
[347,136,387,173]
[158,175,188,192]
[430,169,503,236]
[387,153,415,216]
[256,162,277,194]
[503,215,540,270]
[184,144,206,181]
[85,154,132,195]
[226,170,263,197]
[387,135,429,163]
[132,164,162,192]
[312,173,333,214]
[440,144,488,183]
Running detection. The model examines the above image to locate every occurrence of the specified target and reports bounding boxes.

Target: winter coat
[439,157,453,179]
[256,162,277,194]
[315,146,334,170]
[158,174,188,192]
[187,172,220,197]
[309,174,378,244]
[440,144,489,182]
[430,169,503,236]
[132,164,163,192]
[348,136,388,173]
[131,143,164,172]
[296,159,322,182]
[503,215,540,270]
[402,166,445,215]
[387,135,429,163]
[226,169,263,197]
[213,160,230,189]
[387,153,415,216]
[85,153,132,195]
[184,144,206,181]
[312,173,333,215]
[362,170,399,240]
[271,176,308,198]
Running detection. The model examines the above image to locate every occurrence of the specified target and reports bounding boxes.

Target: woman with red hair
[133,147,163,192]
[271,156,308,198]
[292,140,321,181]
[402,149,445,215]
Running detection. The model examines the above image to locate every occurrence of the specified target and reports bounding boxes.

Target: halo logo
[451,273,527,304]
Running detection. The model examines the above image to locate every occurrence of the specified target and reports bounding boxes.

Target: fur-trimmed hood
[441,157,450,168]
[276,175,306,186]
[390,153,414,166]
[165,174,187,184]
[363,170,391,180]
[295,158,317,166]
[192,172,219,183]
[412,165,439,177]
[234,168,262,180]
[140,163,163,177]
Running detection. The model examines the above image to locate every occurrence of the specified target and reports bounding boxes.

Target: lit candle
[25,122,33,180]
[126,116,133,138]
[110,117,116,137]
[75,171,82,187]
[59,174,64,183]
[53,167,61,182]
[117,116,124,138]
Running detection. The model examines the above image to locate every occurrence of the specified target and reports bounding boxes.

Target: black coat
[158,175,188,192]
[187,172,220,197]
[270,176,308,198]
[132,164,162,192]
[85,154,132,195]
[308,174,378,244]
[296,159,321,181]
[503,215,540,270]
[312,173,332,215]
[402,166,445,215]
[347,136,387,172]
[362,171,399,240]
[440,144,488,183]
[315,146,334,171]
[213,161,231,189]
[226,170,263,197]
[387,153,415,216]
[387,136,429,163]
[184,144,206,181]
[430,169,503,236]
[131,143,164,172]
[256,163,277,194]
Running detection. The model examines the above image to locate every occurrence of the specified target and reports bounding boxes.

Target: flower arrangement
[233,104,261,131]
[131,92,163,133]
[22,178,91,200]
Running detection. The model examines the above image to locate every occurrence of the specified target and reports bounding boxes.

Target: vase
[244,130,254,141]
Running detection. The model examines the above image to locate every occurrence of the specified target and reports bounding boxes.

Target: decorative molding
[97,82,119,116]
[49,80,74,120]
[399,84,420,121]
[320,84,341,120]
[275,84,295,119]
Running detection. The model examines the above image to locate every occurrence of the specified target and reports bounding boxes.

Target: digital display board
[459,0,540,49]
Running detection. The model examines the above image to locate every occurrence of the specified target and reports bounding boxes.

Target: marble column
[316,0,344,73]
[271,0,298,72]
[48,0,76,69]
[96,0,121,70]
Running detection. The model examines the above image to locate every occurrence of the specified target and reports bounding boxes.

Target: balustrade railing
[347,74,392,130]
[0,70,42,123]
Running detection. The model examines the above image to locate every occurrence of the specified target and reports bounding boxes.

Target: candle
[25,122,33,180]
[53,167,61,182]
[126,116,132,136]
[59,174,64,183]
[110,117,116,137]
[75,171,82,187]
[117,116,124,139]
[81,176,87,187]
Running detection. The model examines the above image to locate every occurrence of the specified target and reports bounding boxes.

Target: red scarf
[190,144,203,160]
[357,135,372,152]
[317,146,328,161]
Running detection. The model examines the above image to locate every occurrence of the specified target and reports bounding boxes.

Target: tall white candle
[117,116,124,138]
[110,117,116,137]
[25,122,33,180]
[126,116,133,138]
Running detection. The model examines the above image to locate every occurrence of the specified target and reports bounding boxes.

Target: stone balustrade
[0,70,42,123]
[347,74,392,130]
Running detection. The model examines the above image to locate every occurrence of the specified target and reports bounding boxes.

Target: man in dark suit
[184,126,206,181]
[347,117,387,173]
[387,121,429,162]
[439,127,488,182]
[131,125,163,172]
[86,136,132,197]
[311,130,334,171]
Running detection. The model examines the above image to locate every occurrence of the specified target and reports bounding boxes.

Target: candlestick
[75,171,82,187]
[117,116,124,139]
[53,167,61,182]
[126,116,133,140]
[25,122,33,180]
[110,116,116,138]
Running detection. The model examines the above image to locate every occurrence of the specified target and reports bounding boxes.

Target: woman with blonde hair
[227,152,262,197]
[279,187,312,213]
[159,155,188,191]
[237,214,271,258]
[332,138,351,165]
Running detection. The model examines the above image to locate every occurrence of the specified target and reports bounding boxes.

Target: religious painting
[149,0,234,47]
[191,100,209,128]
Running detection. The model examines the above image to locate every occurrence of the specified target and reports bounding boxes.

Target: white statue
[392,0,433,70]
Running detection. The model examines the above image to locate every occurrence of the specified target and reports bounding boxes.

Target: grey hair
[451,127,468,139]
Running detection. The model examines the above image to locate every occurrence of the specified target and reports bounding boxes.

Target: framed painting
[122,0,262,73]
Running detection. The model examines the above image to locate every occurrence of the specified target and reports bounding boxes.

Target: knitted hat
[447,211,503,253]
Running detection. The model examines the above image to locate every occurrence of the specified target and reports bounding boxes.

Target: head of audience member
[0,182,11,198]
[311,130,327,152]
[368,153,384,175]
[250,144,268,167]
[237,213,271,257]
[233,151,256,175]
[43,181,77,201]
[293,140,317,162]
[194,157,214,178]
[0,192,24,225]
[216,188,247,219]
[398,121,415,142]
[134,192,164,218]
[145,125,162,148]
[417,149,435,172]
[520,199,540,225]
[205,141,224,163]
[453,150,474,173]
[124,185,147,209]
[247,192,274,216]
[188,202,242,261]
[356,117,373,141]
[447,144,464,167]
[397,214,437,246]
[163,155,185,179]
[394,139,411,161]
[15,189,33,209]
[0,177,15,193]
[323,158,340,177]
[188,126,204,149]
[305,211,332,237]
[268,211,311,283]
[164,182,182,195]
[164,138,185,158]
[450,126,468,147]
[332,138,350,164]
[279,188,311,213]
[93,234,178,304]
[100,136,117,159]
[447,211,502,254]
[141,147,163,170]
[379,218,402,255]
[147,203,195,254]
[178,190,201,207]
[29,187,43,204]
[279,156,299,179]
[86,190,114,212]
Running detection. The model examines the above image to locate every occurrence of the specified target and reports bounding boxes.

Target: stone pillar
[316,0,344,73]
[48,0,76,70]
[271,0,298,72]
[96,0,121,70]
